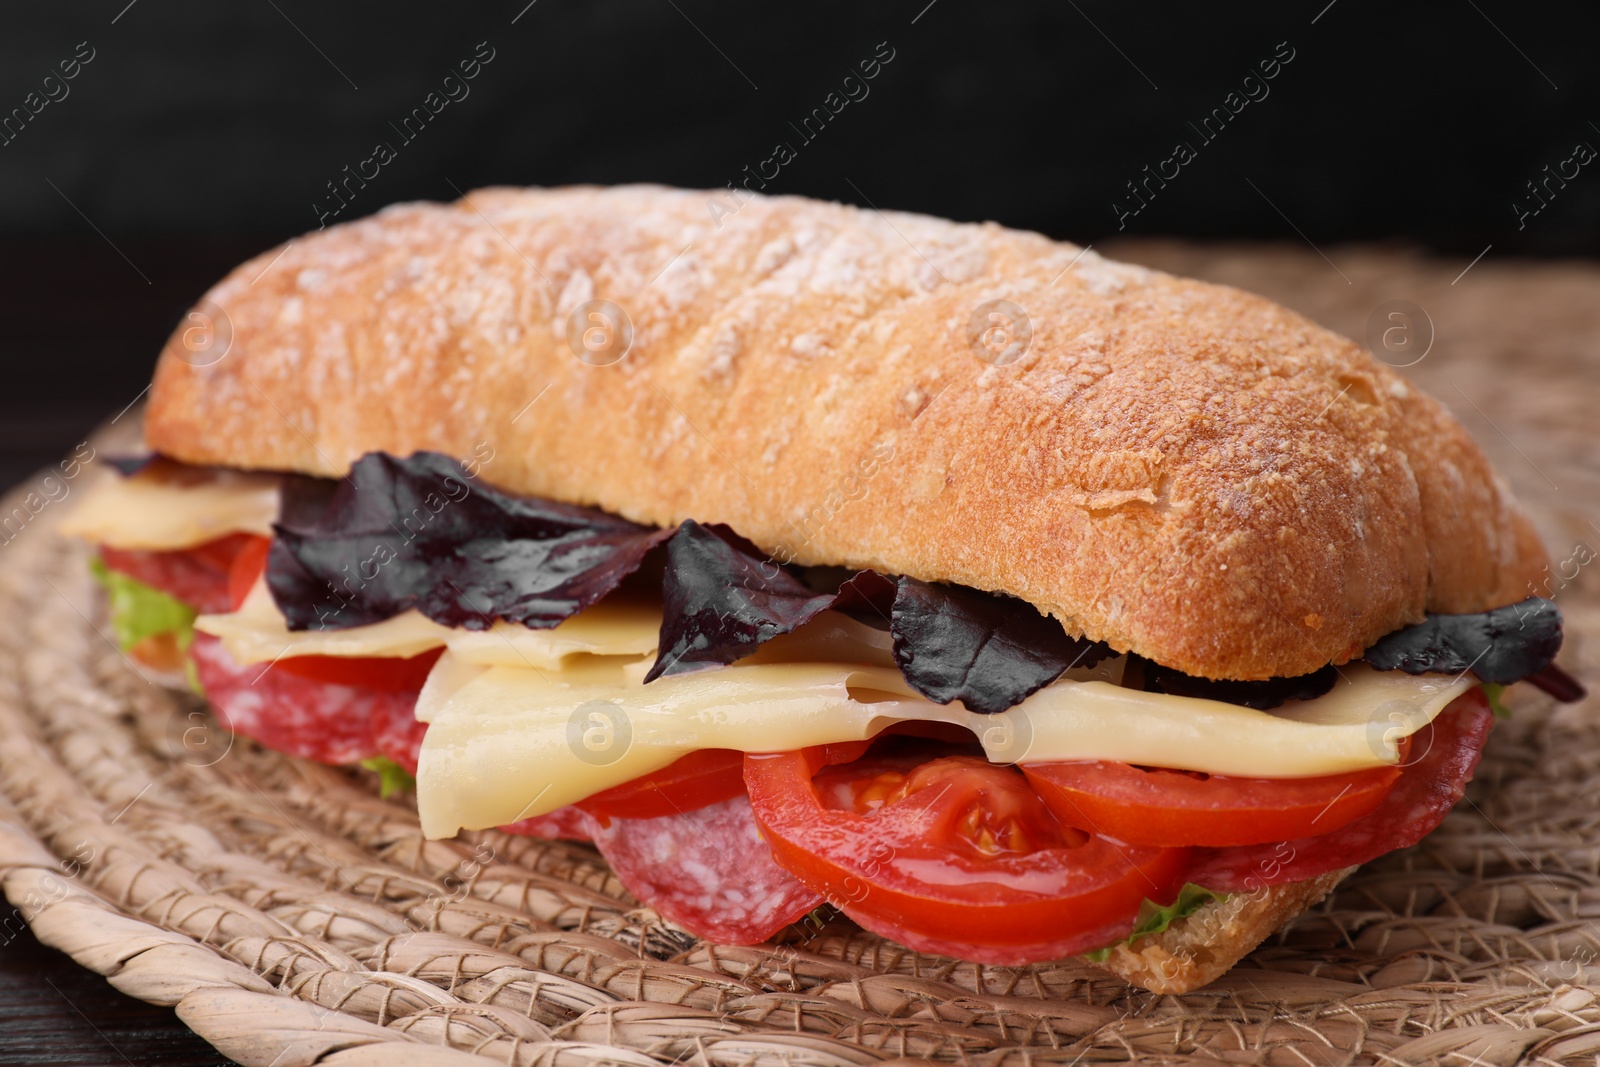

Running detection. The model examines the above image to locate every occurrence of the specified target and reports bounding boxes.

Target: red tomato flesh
[578,749,746,822]
[745,738,1192,964]
[100,532,268,615]
[1022,756,1402,847]
[1190,689,1494,892]
[226,533,273,609]
[267,649,444,692]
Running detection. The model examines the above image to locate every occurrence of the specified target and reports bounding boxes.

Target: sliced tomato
[503,751,747,841]
[226,533,274,609]
[1190,690,1494,892]
[101,532,268,614]
[744,739,1192,964]
[1022,757,1402,848]
[186,532,269,574]
[578,749,746,822]
[266,649,444,692]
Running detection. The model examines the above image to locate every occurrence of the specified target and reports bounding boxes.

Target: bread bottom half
[1097,867,1354,994]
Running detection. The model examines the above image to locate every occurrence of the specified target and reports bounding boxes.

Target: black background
[2,1,1599,490]
[0,2,1597,1061]
[1,1,1598,491]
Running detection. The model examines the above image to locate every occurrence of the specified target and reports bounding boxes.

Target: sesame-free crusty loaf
[146,184,1546,680]
[1098,867,1353,993]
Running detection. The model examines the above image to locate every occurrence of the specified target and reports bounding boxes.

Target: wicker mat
[2,243,1597,1066]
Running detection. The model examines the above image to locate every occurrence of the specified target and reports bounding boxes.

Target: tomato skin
[267,649,444,691]
[187,532,269,574]
[100,532,267,614]
[744,746,1192,964]
[1190,690,1495,892]
[1022,758,1402,848]
[226,534,273,610]
[577,749,746,822]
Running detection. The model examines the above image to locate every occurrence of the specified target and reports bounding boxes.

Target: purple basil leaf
[267,451,669,632]
[1363,597,1564,685]
[889,576,1111,715]
[1527,662,1587,703]
[1139,659,1337,711]
[645,520,835,682]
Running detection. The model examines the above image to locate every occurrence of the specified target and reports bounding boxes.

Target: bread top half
[145,185,1547,680]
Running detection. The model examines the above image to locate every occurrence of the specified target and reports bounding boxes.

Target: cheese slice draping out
[60,468,280,550]
[195,577,662,670]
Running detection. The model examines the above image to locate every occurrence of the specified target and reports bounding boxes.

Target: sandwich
[60,185,1581,993]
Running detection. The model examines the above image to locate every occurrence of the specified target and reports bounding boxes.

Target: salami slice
[370,694,428,775]
[190,634,407,766]
[588,794,822,943]
[500,807,597,843]
[100,534,258,615]
[1189,690,1494,893]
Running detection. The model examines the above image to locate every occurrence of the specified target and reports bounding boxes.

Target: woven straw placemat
[1,243,1597,1066]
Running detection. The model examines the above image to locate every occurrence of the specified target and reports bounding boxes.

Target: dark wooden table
[0,923,226,1065]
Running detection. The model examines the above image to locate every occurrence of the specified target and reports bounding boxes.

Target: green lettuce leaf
[1482,682,1511,720]
[359,756,416,799]
[1083,883,1225,962]
[90,557,197,653]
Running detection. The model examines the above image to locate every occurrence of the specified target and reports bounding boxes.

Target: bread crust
[146,185,1546,678]
[1098,867,1353,994]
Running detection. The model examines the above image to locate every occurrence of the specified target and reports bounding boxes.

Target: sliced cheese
[198,579,452,662]
[445,599,660,668]
[195,576,661,670]
[414,630,1473,837]
[60,467,280,550]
